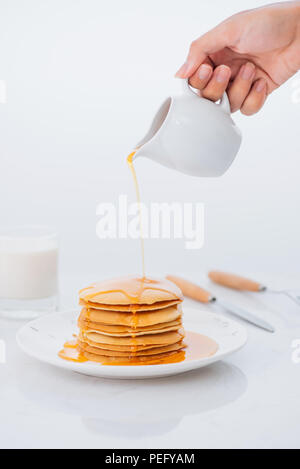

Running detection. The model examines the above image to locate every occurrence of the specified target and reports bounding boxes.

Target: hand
[176,2,300,115]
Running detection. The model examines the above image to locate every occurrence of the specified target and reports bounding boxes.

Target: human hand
[176,2,300,115]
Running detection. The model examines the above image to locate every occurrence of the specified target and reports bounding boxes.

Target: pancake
[79,299,181,312]
[82,324,181,337]
[63,276,187,366]
[79,348,186,365]
[78,317,181,333]
[80,336,184,352]
[79,304,182,327]
[78,340,186,357]
[78,316,181,333]
[79,276,183,305]
[80,328,185,346]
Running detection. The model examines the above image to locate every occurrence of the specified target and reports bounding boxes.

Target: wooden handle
[208,271,264,292]
[166,275,214,303]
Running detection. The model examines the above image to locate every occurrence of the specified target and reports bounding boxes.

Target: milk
[0,227,58,318]
[0,249,58,299]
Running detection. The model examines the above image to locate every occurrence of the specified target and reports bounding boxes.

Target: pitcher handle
[182,79,231,114]
[181,78,198,97]
[218,92,231,114]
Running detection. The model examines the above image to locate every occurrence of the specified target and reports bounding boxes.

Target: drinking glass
[0,226,58,319]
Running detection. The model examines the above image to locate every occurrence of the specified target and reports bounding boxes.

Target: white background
[0,0,299,286]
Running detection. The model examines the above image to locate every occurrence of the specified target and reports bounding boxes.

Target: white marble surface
[1,273,300,449]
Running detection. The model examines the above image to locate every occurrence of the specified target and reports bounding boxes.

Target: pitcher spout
[131,140,175,171]
[131,96,174,168]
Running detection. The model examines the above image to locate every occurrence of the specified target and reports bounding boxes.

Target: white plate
[16,308,247,379]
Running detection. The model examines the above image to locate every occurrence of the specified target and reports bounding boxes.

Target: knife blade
[217,299,275,333]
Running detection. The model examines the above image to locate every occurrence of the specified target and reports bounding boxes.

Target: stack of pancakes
[77,276,186,364]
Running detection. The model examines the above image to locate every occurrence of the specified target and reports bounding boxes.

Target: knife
[166,274,275,333]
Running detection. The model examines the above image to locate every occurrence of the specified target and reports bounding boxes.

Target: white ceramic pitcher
[132,80,242,177]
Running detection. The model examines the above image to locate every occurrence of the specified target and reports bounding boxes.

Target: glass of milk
[0,226,58,319]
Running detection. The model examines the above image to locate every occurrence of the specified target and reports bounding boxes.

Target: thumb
[175,24,231,78]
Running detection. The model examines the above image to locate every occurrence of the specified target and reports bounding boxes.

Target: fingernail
[241,62,255,80]
[255,79,266,93]
[216,66,230,83]
[175,62,191,78]
[199,64,211,80]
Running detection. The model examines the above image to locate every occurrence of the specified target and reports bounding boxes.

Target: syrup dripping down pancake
[81,324,182,337]
[79,305,182,327]
[79,299,181,312]
[78,316,181,332]
[80,336,184,352]
[78,317,182,336]
[80,328,185,346]
[78,340,186,357]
